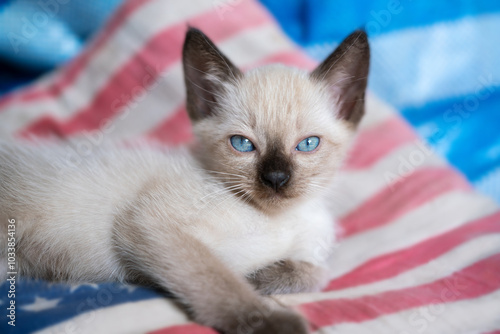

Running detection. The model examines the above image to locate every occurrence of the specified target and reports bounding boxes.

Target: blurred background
[0,0,499,202]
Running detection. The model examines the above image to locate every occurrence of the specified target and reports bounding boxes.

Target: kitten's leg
[115,219,309,334]
[248,260,330,295]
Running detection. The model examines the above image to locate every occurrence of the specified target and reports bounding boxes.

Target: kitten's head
[183,28,369,214]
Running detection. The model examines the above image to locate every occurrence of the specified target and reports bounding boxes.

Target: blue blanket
[261,0,500,202]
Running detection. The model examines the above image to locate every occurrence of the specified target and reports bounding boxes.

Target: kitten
[0,28,369,333]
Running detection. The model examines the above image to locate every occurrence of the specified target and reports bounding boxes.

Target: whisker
[197,184,241,204]
[204,170,246,178]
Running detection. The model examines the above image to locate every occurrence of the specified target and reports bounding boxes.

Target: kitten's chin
[247,188,303,215]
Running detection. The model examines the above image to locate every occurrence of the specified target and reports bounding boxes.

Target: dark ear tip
[184,27,210,51]
[183,27,214,61]
[339,30,370,58]
[347,30,369,47]
[186,26,203,36]
[185,27,203,43]
[353,29,368,39]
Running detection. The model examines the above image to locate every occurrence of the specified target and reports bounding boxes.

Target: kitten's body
[0,29,369,333]
[0,142,333,281]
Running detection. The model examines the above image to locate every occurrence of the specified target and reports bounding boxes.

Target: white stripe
[0,0,216,136]
[369,13,500,108]
[280,233,500,305]
[333,142,446,217]
[328,191,498,279]
[35,298,189,334]
[315,289,500,334]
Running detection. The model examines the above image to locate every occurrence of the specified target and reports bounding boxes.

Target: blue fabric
[261,0,500,42]
[260,0,500,202]
[0,0,124,94]
[0,63,37,94]
[0,0,123,72]
[0,280,164,333]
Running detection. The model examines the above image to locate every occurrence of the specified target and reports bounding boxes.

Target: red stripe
[148,323,217,334]
[249,50,317,70]
[0,0,152,109]
[339,167,471,237]
[483,331,500,334]
[147,106,193,144]
[20,0,271,138]
[18,114,64,138]
[300,253,500,329]
[327,211,500,291]
[344,117,417,170]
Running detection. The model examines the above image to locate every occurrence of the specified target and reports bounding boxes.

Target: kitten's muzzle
[261,171,290,191]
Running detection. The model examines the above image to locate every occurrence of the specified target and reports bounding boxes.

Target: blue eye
[230,135,255,152]
[296,136,320,152]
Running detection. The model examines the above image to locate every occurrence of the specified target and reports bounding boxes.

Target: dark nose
[261,171,290,191]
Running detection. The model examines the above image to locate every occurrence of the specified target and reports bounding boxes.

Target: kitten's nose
[261,171,290,191]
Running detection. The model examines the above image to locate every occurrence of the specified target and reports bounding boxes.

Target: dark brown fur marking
[310,30,370,128]
[248,260,327,295]
[183,28,242,121]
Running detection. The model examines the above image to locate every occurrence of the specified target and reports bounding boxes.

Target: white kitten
[0,28,369,333]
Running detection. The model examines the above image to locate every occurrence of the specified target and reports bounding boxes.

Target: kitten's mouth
[254,189,300,214]
[257,183,296,203]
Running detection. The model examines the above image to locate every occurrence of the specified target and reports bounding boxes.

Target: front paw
[232,305,309,334]
[248,260,329,295]
[253,309,308,334]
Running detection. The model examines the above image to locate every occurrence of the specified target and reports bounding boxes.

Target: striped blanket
[0,0,499,333]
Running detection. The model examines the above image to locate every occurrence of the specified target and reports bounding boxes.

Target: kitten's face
[193,67,353,211]
[183,28,369,213]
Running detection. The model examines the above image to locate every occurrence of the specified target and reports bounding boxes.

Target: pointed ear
[182,27,242,121]
[311,30,370,127]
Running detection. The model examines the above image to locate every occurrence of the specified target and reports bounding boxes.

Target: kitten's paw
[252,310,308,334]
[231,306,309,334]
[248,260,330,295]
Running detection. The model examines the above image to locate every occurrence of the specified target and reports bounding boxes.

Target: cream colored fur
[0,28,369,334]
